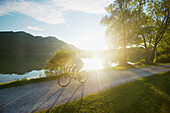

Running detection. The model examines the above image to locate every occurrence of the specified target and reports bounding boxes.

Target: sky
[0,0,113,50]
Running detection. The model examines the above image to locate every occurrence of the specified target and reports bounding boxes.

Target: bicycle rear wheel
[58,73,71,87]
[78,71,88,83]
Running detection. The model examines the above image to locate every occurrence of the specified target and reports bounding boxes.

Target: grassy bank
[0,63,169,89]
[101,63,170,72]
[38,71,170,113]
[0,75,59,89]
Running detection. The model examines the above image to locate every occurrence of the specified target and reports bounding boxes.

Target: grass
[0,63,169,89]
[38,71,170,113]
[102,65,135,72]
[101,63,170,72]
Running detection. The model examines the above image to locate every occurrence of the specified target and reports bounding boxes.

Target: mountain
[0,31,76,56]
[0,31,77,74]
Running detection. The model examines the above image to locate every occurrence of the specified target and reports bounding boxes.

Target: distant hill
[0,31,77,74]
[0,31,77,56]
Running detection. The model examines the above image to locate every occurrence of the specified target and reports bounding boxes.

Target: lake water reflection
[0,58,118,83]
[0,70,46,83]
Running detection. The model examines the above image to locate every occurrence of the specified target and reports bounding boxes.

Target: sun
[82,58,103,70]
[75,34,107,50]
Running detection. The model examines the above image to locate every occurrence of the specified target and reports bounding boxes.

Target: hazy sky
[0,0,113,50]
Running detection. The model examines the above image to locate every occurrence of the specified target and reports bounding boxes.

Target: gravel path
[0,64,170,113]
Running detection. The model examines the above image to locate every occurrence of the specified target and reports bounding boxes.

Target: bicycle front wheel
[78,71,88,83]
[58,73,71,87]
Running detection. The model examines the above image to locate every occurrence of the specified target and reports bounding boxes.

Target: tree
[156,29,170,63]
[138,0,169,63]
[45,48,77,76]
[129,0,154,64]
[128,0,169,64]
[147,0,169,63]
[101,0,137,66]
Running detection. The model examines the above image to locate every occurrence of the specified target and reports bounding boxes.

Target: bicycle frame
[68,72,77,80]
[58,71,88,87]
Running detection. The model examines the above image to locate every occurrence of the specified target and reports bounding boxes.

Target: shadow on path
[50,84,85,113]
[31,87,65,113]
[130,68,154,77]
[78,84,85,112]
[156,65,170,69]
[64,84,85,105]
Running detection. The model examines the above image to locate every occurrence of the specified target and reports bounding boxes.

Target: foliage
[101,0,169,64]
[46,48,77,75]
[101,0,138,65]
[126,47,145,62]
[132,0,170,64]
[101,47,146,67]
[156,54,170,63]
[38,71,170,113]
[156,32,170,63]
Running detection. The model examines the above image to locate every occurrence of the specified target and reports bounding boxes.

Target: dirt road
[0,64,170,113]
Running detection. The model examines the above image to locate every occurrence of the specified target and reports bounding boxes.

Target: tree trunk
[155,47,158,63]
[122,25,127,66]
[149,9,169,64]
[145,48,149,64]
[118,9,127,66]
[123,41,127,65]
[142,34,149,64]
[150,44,157,64]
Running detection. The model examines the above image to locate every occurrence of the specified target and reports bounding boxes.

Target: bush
[45,48,78,75]
[156,54,170,63]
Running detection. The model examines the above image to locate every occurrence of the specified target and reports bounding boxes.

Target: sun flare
[75,34,106,50]
[82,58,103,70]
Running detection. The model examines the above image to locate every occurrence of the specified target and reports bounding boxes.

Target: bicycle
[58,71,88,87]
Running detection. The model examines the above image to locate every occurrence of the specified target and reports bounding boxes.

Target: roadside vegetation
[38,71,170,113]
[101,63,169,72]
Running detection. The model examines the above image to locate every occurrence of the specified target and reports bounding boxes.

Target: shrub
[156,54,170,63]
